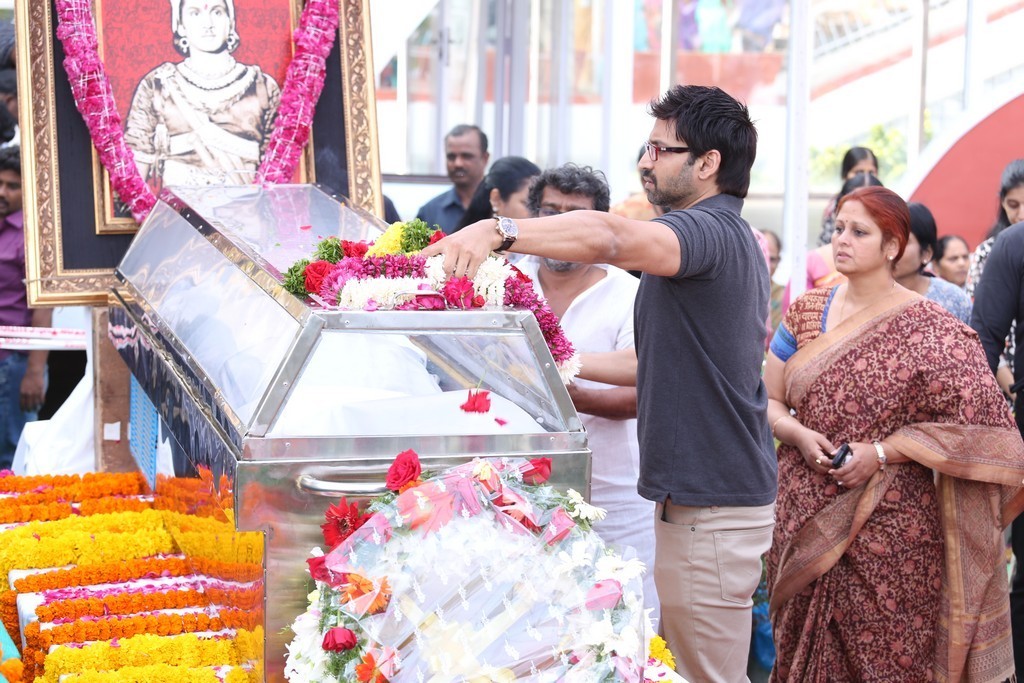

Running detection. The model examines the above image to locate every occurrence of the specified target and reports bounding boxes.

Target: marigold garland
[1,530,177,646]
[24,607,259,674]
[0,496,153,525]
[0,472,147,498]
[35,584,264,623]
[37,628,263,683]
[58,664,261,683]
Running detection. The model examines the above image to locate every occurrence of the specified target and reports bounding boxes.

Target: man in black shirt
[423,85,775,681]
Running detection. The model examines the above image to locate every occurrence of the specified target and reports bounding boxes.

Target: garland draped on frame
[53,0,341,224]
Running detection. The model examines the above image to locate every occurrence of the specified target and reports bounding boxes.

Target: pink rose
[585,579,623,610]
[522,457,551,485]
[542,506,577,546]
[442,276,476,309]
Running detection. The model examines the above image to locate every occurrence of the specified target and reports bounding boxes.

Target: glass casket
[107,185,591,679]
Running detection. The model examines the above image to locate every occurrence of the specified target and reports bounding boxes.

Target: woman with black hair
[933,235,970,289]
[453,156,540,231]
[818,146,879,246]
[892,202,971,323]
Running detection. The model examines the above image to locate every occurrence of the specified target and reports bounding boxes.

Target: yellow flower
[649,634,676,670]
[366,221,406,256]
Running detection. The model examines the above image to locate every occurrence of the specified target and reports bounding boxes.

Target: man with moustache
[515,163,657,620]
[422,85,775,682]
[416,124,490,234]
[0,146,50,470]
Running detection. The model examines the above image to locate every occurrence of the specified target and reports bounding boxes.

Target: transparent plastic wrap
[285,458,649,682]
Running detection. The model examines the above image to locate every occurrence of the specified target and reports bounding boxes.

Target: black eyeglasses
[645,141,690,162]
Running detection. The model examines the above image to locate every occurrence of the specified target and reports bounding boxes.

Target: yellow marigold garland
[36,628,263,683]
[24,609,261,682]
[0,528,177,646]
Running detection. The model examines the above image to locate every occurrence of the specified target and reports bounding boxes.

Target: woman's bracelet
[771,414,792,438]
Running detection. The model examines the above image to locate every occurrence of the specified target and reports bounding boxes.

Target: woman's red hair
[837,186,910,262]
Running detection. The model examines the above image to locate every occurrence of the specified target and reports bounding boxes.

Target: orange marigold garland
[0,471,148,498]
[35,583,264,623]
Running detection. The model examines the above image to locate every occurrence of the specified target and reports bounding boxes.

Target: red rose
[304,260,334,295]
[306,555,345,586]
[472,294,485,308]
[428,230,445,245]
[322,626,358,652]
[386,449,422,491]
[344,240,370,258]
[459,389,491,414]
[522,457,552,485]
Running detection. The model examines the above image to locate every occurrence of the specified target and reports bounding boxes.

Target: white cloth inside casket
[269,334,543,436]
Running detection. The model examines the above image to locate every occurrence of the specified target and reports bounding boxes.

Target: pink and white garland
[53,0,340,224]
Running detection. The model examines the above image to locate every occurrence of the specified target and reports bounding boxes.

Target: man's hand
[420,219,502,279]
[20,366,45,413]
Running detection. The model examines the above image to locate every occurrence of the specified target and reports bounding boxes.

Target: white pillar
[782,0,811,298]
[602,0,636,196]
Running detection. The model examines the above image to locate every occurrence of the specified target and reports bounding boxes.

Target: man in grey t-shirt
[423,85,777,682]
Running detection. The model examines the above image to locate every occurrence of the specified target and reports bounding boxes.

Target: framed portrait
[18,0,382,306]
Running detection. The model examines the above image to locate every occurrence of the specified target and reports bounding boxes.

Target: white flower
[555,539,594,577]
[594,554,646,583]
[566,488,607,523]
[337,276,433,310]
[557,355,582,385]
[284,605,330,682]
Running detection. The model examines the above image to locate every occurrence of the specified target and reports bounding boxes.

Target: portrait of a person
[123,0,282,190]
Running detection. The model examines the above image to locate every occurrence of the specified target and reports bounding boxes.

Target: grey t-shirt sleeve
[655,209,730,280]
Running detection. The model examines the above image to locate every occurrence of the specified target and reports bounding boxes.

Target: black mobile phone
[831,443,852,469]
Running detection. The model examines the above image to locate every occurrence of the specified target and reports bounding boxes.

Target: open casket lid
[113,185,582,457]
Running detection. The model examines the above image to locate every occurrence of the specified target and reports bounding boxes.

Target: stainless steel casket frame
[107,184,590,677]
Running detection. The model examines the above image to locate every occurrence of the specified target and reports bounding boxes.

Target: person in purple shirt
[0,145,50,470]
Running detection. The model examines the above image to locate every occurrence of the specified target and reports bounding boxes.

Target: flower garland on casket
[54,0,339,223]
[284,451,679,682]
[281,219,581,383]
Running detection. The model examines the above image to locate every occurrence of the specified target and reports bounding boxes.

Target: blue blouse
[769,286,839,362]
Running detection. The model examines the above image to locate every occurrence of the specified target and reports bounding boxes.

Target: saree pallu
[768,289,1024,682]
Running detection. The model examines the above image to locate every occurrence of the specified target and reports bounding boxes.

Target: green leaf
[283,259,311,296]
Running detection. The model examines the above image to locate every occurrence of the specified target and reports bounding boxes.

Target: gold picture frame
[18,0,382,306]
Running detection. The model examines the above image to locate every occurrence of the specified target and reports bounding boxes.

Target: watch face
[499,216,518,239]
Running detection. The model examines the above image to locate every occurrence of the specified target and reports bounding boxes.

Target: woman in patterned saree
[765,186,1024,682]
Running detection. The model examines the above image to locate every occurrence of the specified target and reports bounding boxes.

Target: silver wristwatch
[493,216,518,254]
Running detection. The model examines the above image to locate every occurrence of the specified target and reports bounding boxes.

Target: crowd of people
[418,86,1024,682]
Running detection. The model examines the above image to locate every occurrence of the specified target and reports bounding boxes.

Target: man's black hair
[445,124,488,155]
[648,85,757,198]
[0,144,21,176]
[526,163,611,215]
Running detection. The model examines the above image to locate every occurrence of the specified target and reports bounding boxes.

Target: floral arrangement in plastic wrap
[283,451,679,682]
[281,219,580,383]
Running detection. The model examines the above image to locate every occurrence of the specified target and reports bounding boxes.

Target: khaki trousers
[654,499,775,683]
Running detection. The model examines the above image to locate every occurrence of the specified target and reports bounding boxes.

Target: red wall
[908,94,1024,249]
